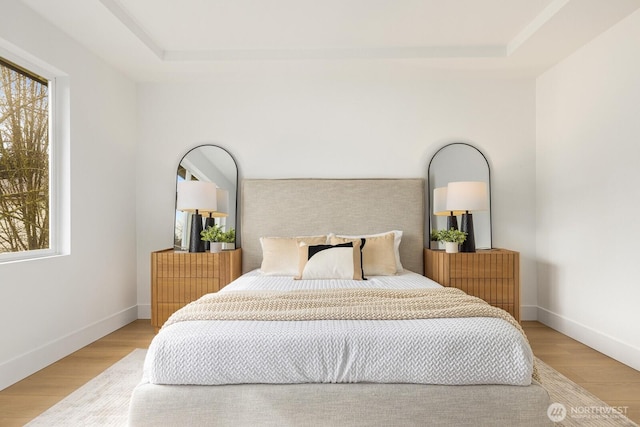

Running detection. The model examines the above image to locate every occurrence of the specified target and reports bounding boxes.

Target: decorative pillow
[260,235,328,276]
[296,240,364,280]
[331,232,396,276]
[331,230,403,273]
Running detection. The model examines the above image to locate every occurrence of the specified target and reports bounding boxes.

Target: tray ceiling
[20,0,640,80]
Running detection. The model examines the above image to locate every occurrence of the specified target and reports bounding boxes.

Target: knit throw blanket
[163,287,539,382]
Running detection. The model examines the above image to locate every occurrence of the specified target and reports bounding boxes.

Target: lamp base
[446,214,458,231]
[189,213,204,253]
[460,213,476,253]
[203,216,215,251]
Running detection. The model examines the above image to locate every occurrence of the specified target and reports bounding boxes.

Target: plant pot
[209,242,223,253]
[430,241,440,250]
[445,242,459,254]
[222,242,235,251]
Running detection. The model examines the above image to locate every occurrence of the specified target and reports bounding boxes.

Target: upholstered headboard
[241,179,424,274]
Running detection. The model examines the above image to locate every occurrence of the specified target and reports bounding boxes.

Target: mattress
[144,270,534,386]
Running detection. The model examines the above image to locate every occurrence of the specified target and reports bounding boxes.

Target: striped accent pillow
[296,240,364,280]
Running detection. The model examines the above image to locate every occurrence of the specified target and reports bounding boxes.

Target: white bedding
[220,269,442,292]
[144,270,533,386]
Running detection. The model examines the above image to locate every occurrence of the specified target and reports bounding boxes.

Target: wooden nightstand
[424,248,520,322]
[151,248,242,332]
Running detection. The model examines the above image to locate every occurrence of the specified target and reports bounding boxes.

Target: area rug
[25,349,146,427]
[26,352,637,426]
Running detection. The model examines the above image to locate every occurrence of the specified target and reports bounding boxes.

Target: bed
[129,179,551,426]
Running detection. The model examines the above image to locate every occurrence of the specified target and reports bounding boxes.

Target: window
[0,56,51,259]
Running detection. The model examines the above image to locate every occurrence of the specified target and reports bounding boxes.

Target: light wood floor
[0,320,638,426]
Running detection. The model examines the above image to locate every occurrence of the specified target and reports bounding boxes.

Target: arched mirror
[428,142,492,250]
[174,145,238,251]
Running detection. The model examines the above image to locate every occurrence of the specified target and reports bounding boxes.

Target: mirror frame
[427,142,492,249]
[174,144,239,251]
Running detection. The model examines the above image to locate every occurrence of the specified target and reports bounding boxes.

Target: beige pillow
[260,235,328,276]
[296,240,364,280]
[331,232,396,276]
[332,230,403,272]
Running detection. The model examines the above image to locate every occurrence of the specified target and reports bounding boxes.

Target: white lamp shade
[433,187,465,216]
[217,188,229,213]
[446,181,488,212]
[176,181,217,213]
[207,188,229,218]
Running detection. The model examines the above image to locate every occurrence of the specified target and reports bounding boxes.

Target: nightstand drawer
[449,252,515,279]
[154,277,226,303]
[449,278,515,304]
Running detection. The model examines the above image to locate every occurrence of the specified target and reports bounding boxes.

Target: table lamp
[446,181,488,253]
[433,187,464,231]
[176,181,217,252]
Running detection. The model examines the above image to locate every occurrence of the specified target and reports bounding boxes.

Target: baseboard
[520,305,538,321]
[537,306,640,371]
[137,304,151,319]
[0,305,138,391]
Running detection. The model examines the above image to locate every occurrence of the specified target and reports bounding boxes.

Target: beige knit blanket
[163,287,539,381]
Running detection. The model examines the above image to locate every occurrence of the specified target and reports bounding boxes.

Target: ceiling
[21,0,640,81]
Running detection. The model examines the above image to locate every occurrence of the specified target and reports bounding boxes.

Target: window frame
[0,46,69,264]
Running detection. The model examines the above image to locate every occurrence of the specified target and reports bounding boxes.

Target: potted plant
[201,224,224,253]
[435,228,467,253]
[220,228,236,250]
[429,229,440,250]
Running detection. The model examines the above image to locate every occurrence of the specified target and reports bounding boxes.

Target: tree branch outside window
[0,59,50,254]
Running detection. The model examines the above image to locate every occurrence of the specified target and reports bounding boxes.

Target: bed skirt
[128,381,552,426]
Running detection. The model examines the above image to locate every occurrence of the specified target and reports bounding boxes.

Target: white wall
[136,64,537,318]
[0,1,138,389]
[536,10,640,370]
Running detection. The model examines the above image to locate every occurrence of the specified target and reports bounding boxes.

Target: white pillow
[296,240,364,280]
[330,230,403,273]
